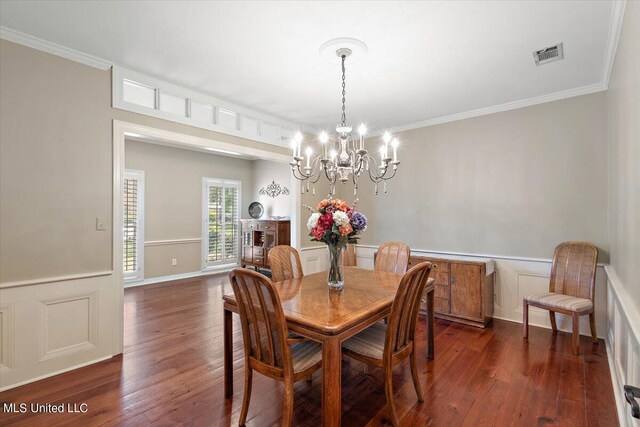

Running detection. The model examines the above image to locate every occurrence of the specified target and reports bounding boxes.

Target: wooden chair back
[385,261,432,357]
[375,242,411,274]
[229,269,291,370]
[342,243,357,267]
[549,241,598,301]
[268,245,303,283]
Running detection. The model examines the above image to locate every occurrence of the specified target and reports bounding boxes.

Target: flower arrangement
[306,198,367,246]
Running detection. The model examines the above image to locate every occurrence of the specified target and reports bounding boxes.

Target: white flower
[332,210,349,227]
[307,212,321,231]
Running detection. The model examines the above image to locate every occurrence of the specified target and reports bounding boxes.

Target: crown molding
[0,26,112,70]
[379,81,607,135]
[602,0,626,88]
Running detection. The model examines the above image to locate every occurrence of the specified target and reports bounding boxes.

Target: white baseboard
[124,267,235,288]
[0,355,113,392]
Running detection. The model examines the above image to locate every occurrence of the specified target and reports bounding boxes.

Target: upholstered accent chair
[374,241,411,274]
[523,241,599,355]
[229,269,322,426]
[268,245,303,283]
[342,261,433,427]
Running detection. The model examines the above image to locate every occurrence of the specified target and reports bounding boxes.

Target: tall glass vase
[327,244,344,290]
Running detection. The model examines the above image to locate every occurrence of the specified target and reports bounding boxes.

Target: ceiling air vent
[533,43,564,66]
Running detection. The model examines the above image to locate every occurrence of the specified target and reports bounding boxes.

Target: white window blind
[203,179,240,268]
[123,170,144,281]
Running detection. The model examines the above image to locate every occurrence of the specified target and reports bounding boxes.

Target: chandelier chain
[341,54,346,128]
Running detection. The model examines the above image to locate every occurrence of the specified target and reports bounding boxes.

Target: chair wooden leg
[410,350,424,402]
[589,312,598,344]
[239,367,253,426]
[572,312,580,356]
[384,365,399,427]
[282,377,294,427]
[549,311,558,333]
[523,300,529,339]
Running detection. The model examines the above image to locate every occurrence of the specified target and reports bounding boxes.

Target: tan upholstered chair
[229,269,322,427]
[342,262,433,427]
[268,245,303,283]
[374,242,411,274]
[523,241,599,355]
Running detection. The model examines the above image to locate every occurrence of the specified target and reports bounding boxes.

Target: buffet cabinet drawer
[258,221,277,231]
[253,256,264,264]
[253,246,264,256]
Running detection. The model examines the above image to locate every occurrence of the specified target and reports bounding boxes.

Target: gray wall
[607,1,640,310]
[0,39,288,284]
[125,140,254,279]
[251,159,292,219]
[351,92,609,261]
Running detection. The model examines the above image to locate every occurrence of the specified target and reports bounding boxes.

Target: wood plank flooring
[0,273,618,426]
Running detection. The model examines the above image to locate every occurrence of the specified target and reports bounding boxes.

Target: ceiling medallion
[290,39,400,196]
[259,180,290,198]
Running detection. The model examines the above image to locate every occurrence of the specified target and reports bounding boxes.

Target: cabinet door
[263,231,276,266]
[450,263,482,320]
[241,231,253,262]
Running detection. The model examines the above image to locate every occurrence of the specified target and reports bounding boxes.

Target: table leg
[224,308,233,398]
[426,289,434,359]
[322,337,342,427]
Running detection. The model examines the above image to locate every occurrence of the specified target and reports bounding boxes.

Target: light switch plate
[96,217,106,231]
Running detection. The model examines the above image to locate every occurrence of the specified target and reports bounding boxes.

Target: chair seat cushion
[291,340,322,373]
[342,322,387,360]
[525,292,593,313]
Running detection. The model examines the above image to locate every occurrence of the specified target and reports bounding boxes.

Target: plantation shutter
[205,179,240,267]
[123,170,144,281]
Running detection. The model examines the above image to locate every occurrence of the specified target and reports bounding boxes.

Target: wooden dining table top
[222,266,434,336]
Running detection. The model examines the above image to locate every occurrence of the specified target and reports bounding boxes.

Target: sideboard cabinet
[240,219,290,269]
[408,255,495,328]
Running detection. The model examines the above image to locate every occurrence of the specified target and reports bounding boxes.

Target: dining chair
[268,245,303,283]
[342,243,357,267]
[523,241,599,355]
[342,261,433,427]
[229,269,322,427]
[375,241,411,274]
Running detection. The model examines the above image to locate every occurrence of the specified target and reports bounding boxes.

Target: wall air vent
[533,43,564,66]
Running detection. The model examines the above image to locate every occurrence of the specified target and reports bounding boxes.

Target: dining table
[222,266,435,427]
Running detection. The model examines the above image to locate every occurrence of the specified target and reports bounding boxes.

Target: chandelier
[290,46,400,196]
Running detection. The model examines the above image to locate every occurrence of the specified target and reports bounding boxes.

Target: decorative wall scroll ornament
[259,180,290,198]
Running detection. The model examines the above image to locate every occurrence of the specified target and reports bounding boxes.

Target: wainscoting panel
[354,245,608,338]
[0,304,14,374]
[0,274,118,391]
[605,266,640,427]
[39,292,98,361]
[300,246,329,275]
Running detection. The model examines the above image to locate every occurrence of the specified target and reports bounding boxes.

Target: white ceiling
[0,1,620,132]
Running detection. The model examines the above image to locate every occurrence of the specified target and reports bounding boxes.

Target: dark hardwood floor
[0,273,618,426]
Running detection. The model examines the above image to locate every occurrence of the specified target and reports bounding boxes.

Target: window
[123,79,156,109]
[203,178,241,268]
[123,170,145,282]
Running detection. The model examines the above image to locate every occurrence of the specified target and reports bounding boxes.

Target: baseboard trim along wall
[604,265,640,427]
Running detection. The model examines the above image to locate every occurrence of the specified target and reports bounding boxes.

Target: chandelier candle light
[290,44,400,196]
